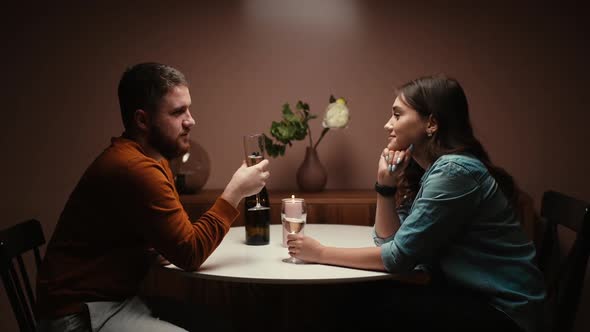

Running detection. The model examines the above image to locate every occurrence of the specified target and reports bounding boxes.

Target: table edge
[161,264,397,285]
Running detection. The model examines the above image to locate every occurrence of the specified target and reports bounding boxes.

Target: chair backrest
[537,191,590,332]
[0,219,46,332]
[515,189,544,249]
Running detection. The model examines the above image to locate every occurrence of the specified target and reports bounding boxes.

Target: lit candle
[282,195,304,247]
[284,194,303,218]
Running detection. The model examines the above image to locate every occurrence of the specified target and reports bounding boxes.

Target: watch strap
[375,182,397,197]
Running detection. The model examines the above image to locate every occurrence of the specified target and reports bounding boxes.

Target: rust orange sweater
[36,137,238,319]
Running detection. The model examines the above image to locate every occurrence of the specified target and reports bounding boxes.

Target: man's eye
[393,113,400,119]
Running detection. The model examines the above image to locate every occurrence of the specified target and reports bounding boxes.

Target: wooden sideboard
[180,189,377,227]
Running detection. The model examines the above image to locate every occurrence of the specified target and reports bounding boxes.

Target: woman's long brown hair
[394,74,519,209]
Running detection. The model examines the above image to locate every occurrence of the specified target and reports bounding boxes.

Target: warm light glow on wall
[243,0,360,30]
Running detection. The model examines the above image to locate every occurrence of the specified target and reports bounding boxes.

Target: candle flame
[291,194,295,199]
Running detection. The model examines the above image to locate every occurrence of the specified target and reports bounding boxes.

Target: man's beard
[147,125,189,160]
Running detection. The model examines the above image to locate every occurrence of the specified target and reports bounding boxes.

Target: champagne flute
[282,197,307,264]
[243,133,270,211]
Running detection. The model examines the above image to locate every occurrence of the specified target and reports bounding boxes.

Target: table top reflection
[165,224,395,285]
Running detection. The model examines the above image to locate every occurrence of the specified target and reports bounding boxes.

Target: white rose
[322,98,350,129]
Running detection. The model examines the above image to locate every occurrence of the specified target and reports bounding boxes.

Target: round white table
[165,224,394,284]
[143,224,428,332]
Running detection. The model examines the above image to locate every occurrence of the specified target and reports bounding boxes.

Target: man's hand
[221,159,270,208]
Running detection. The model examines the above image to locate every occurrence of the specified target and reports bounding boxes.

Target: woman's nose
[384,119,393,131]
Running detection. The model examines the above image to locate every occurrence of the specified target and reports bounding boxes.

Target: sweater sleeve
[126,159,239,271]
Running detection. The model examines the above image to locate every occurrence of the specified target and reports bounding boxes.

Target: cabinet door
[307,204,375,226]
[339,204,376,226]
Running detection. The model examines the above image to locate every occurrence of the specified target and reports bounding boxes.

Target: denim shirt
[373,154,545,332]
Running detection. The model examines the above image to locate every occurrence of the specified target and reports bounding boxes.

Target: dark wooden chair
[537,191,590,332]
[0,219,46,332]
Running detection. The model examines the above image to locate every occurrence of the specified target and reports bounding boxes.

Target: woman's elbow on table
[380,242,418,274]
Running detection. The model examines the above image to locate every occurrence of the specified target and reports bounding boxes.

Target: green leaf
[266,97,344,158]
[263,134,288,158]
[270,124,291,144]
[263,134,279,158]
[296,101,309,111]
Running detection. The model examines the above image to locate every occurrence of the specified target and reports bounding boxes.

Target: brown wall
[2,1,589,331]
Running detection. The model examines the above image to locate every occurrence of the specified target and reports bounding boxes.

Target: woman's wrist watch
[374,182,397,197]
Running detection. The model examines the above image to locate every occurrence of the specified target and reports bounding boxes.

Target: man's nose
[184,112,196,128]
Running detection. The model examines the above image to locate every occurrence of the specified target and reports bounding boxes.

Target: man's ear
[134,109,150,132]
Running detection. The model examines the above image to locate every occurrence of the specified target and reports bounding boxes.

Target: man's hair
[118,62,188,130]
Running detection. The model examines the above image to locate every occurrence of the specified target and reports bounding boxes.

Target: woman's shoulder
[430,154,488,179]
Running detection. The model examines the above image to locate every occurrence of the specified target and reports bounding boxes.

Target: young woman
[287,75,545,332]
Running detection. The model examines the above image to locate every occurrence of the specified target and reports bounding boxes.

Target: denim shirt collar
[419,153,476,185]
